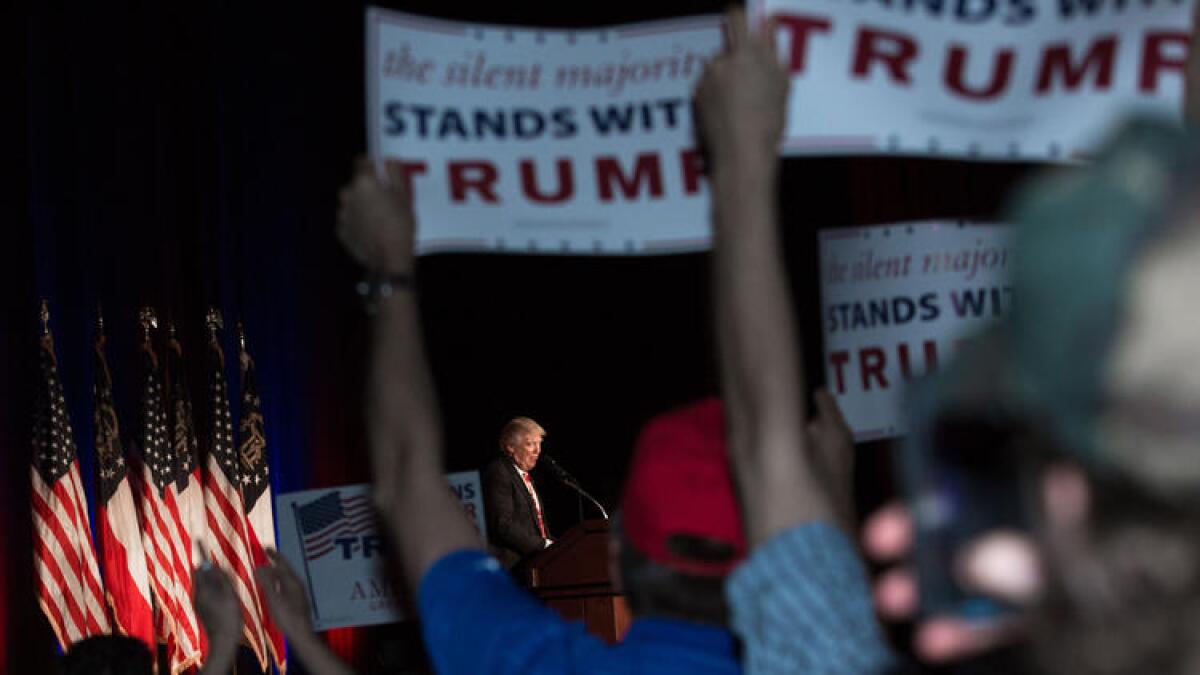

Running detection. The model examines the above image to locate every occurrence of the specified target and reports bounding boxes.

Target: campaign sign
[752,0,1192,161]
[276,471,487,630]
[819,222,1012,440]
[446,470,488,539]
[366,8,724,255]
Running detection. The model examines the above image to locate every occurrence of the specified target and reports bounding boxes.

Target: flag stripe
[204,473,260,579]
[160,492,198,611]
[203,480,267,659]
[48,475,85,545]
[33,557,77,639]
[244,521,287,672]
[99,510,154,642]
[141,506,185,642]
[43,481,86,581]
[33,531,88,638]
[305,517,377,551]
[31,490,90,632]
[303,509,376,544]
[34,576,76,647]
[145,487,200,651]
[32,524,87,640]
[150,514,195,651]
[309,501,372,521]
[305,520,379,559]
[177,472,206,562]
[33,486,85,587]
[139,476,196,662]
[66,466,109,632]
[203,511,267,658]
[97,475,155,648]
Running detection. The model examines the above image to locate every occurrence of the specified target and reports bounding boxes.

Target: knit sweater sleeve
[726,522,896,675]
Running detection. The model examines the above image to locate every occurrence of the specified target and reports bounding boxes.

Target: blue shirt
[418,549,741,675]
[726,522,896,675]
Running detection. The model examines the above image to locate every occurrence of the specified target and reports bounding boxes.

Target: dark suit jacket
[482,457,549,569]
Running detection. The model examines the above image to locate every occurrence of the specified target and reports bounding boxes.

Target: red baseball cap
[619,398,746,577]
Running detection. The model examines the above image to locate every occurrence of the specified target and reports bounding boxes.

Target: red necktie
[522,472,548,539]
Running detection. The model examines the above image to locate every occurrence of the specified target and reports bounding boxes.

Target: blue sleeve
[417,549,605,675]
[726,523,896,675]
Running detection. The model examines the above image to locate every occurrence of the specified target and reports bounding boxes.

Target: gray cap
[911,116,1200,499]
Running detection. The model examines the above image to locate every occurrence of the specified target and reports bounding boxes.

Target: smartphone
[898,403,1030,621]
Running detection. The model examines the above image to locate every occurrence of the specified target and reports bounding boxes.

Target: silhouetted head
[61,635,153,675]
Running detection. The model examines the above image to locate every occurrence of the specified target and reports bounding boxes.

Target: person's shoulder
[482,456,511,480]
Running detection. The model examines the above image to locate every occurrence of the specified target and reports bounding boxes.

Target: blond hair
[499,417,545,451]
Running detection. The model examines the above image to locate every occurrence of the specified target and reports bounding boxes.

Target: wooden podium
[520,519,631,644]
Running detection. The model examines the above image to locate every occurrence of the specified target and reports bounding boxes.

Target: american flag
[297,492,374,560]
[31,312,111,649]
[93,322,154,651]
[238,327,286,673]
[201,312,269,671]
[165,327,206,566]
[135,322,203,674]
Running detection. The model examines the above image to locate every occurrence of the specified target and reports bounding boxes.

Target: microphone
[541,454,609,520]
[541,453,578,485]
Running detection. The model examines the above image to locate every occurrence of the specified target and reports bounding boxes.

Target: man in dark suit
[482,417,553,569]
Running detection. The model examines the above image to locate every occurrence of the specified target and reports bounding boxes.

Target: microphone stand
[541,455,609,520]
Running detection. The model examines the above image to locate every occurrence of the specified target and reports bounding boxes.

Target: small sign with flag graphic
[296,492,374,561]
[276,473,485,631]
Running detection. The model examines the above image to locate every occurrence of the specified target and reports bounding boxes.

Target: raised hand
[337,158,416,276]
[693,9,789,171]
[193,564,241,647]
[193,560,241,675]
[254,548,315,639]
[863,502,1038,663]
[255,548,359,675]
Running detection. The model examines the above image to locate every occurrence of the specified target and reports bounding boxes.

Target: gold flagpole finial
[39,299,50,336]
[138,307,158,341]
[206,307,224,336]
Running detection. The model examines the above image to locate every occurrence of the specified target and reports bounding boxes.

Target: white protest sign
[275,471,487,631]
[752,0,1192,161]
[820,222,1012,440]
[446,470,487,539]
[366,9,723,255]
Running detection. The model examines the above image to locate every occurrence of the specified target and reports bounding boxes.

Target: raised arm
[193,564,241,675]
[696,11,841,547]
[256,549,357,675]
[697,13,893,674]
[336,160,481,592]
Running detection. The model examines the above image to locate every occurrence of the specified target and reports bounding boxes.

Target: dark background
[8,1,1031,672]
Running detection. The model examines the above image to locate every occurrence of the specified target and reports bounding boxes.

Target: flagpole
[292,503,321,622]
